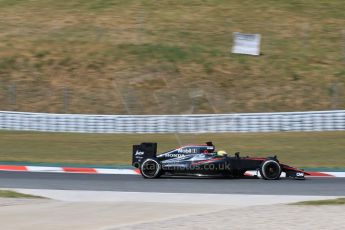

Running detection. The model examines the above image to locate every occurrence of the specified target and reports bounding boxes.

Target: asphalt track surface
[1,171,345,196]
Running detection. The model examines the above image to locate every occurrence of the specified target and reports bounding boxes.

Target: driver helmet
[217,150,227,156]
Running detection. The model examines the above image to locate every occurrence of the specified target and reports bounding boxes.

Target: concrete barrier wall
[0,110,344,133]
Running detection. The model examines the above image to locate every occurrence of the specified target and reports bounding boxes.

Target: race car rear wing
[132,142,157,168]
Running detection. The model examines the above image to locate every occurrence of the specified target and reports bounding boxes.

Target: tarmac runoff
[0,189,344,230]
[1,164,344,229]
[1,168,344,229]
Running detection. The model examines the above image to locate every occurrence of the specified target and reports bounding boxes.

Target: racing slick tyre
[140,158,162,179]
[259,159,282,180]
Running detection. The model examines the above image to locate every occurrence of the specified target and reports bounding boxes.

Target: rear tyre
[259,160,281,180]
[140,158,162,179]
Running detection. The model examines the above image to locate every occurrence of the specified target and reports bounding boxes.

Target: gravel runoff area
[0,189,344,230]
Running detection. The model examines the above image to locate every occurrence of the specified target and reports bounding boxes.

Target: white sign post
[232,32,261,56]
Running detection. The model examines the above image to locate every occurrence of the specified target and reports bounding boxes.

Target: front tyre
[259,160,281,180]
[140,158,162,179]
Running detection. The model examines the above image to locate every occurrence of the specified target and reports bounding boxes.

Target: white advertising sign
[232,32,261,56]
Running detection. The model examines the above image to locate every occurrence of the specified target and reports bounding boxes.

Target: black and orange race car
[132,142,308,180]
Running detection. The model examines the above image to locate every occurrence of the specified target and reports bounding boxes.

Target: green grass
[0,130,344,168]
[119,44,194,62]
[0,190,44,199]
[291,198,345,205]
[0,0,344,114]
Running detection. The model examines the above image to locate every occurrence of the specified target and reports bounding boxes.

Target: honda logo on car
[165,153,185,158]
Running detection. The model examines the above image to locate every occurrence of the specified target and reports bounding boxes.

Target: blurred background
[0,0,344,115]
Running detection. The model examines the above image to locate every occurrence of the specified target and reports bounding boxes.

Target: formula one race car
[132,142,308,180]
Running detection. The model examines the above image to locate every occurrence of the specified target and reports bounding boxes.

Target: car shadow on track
[159,175,260,180]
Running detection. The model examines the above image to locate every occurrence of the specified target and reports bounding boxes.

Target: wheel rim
[141,160,159,178]
[262,161,281,179]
